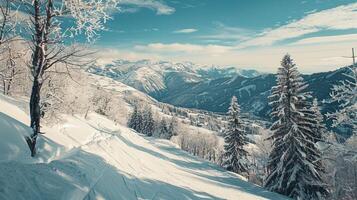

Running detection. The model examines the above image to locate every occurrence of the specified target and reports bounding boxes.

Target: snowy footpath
[0,94,289,200]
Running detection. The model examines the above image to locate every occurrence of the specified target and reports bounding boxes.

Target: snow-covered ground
[0,94,289,200]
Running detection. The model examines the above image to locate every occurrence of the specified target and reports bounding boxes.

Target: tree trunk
[27,78,42,157]
[2,79,6,95]
[6,67,14,95]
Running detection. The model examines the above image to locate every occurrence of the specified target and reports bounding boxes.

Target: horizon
[93,57,352,75]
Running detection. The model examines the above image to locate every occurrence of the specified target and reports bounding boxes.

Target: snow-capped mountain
[155,66,354,121]
[88,61,354,138]
[87,59,261,95]
[88,59,349,115]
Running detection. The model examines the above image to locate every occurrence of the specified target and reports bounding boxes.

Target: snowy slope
[0,94,289,200]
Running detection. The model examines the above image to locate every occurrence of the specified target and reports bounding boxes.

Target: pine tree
[223,96,249,175]
[158,118,170,139]
[311,98,326,143]
[142,107,155,136]
[310,98,328,182]
[128,105,141,132]
[264,54,328,200]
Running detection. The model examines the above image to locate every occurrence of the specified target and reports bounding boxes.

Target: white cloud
[198,22,253,42]
[114,40,354,73]
[120,0,175,15]
[292,34,357,45]
[173,29,198,34]
[134,43,232,54]
[240,2,357,47]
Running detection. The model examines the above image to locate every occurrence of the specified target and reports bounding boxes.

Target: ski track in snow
[0,93,290,200]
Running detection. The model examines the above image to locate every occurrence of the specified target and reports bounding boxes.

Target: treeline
[128,104,178,139]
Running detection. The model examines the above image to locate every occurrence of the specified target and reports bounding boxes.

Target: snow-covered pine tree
[311,98,326,143]
[265,54,328,200]
[158,118,170,139]
[142,107,155,136]
[223,96,249,175]
[310,98,328,181]
[326,66,357,135]
[128,105,141,132]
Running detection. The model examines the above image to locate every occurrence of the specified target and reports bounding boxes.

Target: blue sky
[93,0,357,73]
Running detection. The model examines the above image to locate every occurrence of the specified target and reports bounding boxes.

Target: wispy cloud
[173,28,198,34]
[120,0,175,15]
[134,43,232,54]
[199,22,254,43]
[293,33,357,45]
[240,2,357,47]
[97,40,354,73]
[119,41,353,73]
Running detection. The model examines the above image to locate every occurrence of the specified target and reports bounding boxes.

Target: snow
[0,112,32,163]
[237,85,256,96]
[0,94,289,200]
[0,95,32,163]
[88,59,261,95]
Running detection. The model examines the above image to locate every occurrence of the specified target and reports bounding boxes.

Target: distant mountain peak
[88,59,263,102]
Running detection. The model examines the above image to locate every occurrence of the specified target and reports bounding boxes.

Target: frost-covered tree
[168,117,178,138]
[174,128,223,163]
[223,96,249,175]
[327,67,357,136]
[39,68,92,122]
[18,0,119,156]
[91,89,111,116]
[265,54,328,200]
[249,128,273,186]
[0,0,21,95]
[0,44,25,95]
[324,67,357,199]
[323,134,357,200]
[158,118,170,139]
[311,98,326,143]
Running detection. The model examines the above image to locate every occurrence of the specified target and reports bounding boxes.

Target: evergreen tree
[142,107,155,136]
[311,98,326,143]
[158,118,170,139]
[128,105,141,132]
[223,96,249,175]
[265,54,328,200]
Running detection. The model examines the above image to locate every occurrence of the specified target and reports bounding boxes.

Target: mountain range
[87,60,353,130]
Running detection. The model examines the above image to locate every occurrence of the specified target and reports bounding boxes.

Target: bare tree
[0,44,26,95]
[0,0,19,94]
[0,0,16,47]
[18,0,119,156]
